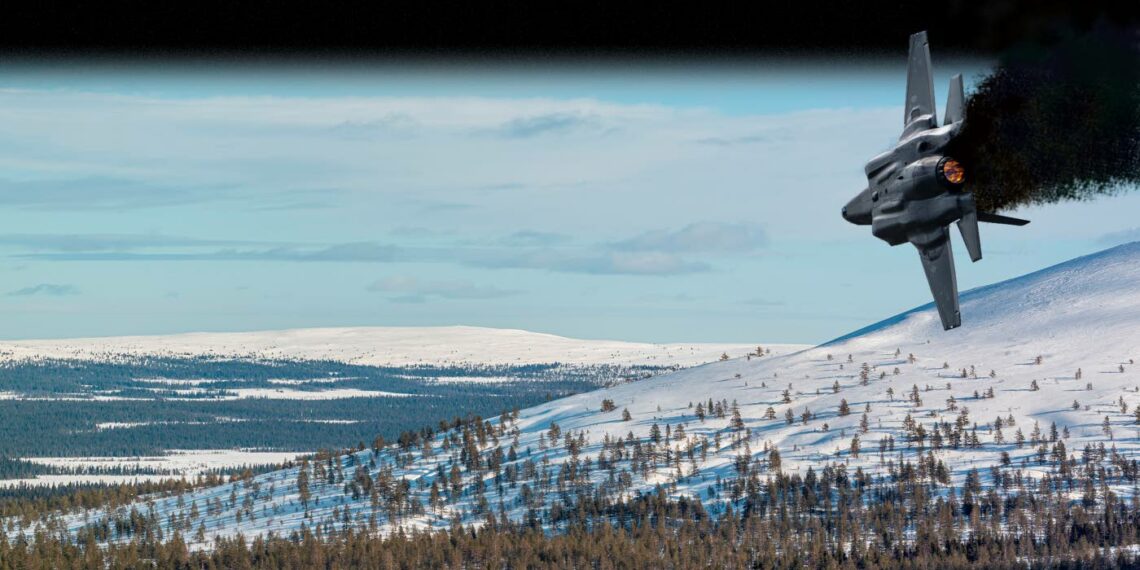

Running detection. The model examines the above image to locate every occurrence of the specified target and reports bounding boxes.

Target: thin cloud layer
[498,230,571,247]
[1098,228,1140,247]
[0,233,264,252]
[7,283,79,297]
[488,113,599,138]
[0,177,237,210]
[460,248,709,275]
[9,225,736,276]
[611,222,767,254]
[367,276,517,303]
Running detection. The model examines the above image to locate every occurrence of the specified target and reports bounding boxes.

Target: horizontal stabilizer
[978,212,1030,226]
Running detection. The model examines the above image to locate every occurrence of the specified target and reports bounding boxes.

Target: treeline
[5,489,1140,568]
[0,479,199,521]
[0,459,51,481]
[0,459,290,482]
[0,467,286,521]
[0,357,650,395]
[0,457,178,481]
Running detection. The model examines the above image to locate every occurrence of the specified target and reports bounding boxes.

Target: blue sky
[0,60,1137,344]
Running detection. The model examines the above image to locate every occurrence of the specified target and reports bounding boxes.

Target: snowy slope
[0,326,802,367]
[13,242,1140,545]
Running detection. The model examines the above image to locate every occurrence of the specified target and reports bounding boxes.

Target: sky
[0,59,1138,344]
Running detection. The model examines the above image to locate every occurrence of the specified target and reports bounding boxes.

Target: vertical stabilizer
[944,73,965,125]
[957,210,982,262]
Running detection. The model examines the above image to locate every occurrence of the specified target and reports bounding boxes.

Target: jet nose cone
[842,190,873,226]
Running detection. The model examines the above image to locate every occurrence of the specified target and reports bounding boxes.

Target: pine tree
[730,407,745,431]
[297,467,311,511]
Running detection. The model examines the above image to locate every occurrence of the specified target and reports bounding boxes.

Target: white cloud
[1098,227,1140,247]
[7,283,79,297]
[366,276,517,301]
[611,221,767,253]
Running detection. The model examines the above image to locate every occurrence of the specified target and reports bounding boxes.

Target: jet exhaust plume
[947,23,1140,213]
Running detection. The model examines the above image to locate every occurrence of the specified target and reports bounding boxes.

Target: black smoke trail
[947,22,1140,213]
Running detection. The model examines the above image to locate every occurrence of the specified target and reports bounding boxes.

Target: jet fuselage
[842,121,974,249]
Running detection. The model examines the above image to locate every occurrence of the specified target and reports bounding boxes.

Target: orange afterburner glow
[940,158,965,185]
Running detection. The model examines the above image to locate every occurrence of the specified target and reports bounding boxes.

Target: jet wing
[911,227,961,330]
[978,212,1030,226]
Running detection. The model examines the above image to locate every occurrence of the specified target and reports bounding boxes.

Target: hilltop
[0,326,799,367]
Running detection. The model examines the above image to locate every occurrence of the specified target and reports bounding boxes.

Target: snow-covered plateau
[0,326,803,367]
[8,242,1140,546]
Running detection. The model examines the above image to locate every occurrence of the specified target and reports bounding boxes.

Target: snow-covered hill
[15,242,1140,546]
[0,326,801,367]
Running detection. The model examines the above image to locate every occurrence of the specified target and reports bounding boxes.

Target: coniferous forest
[7,400,1140,568]
[6,462,1140,568]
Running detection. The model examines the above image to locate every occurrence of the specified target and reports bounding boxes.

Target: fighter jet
[841,31,1028,330]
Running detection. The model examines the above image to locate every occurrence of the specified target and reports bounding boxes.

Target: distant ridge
[0,325,806,367]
